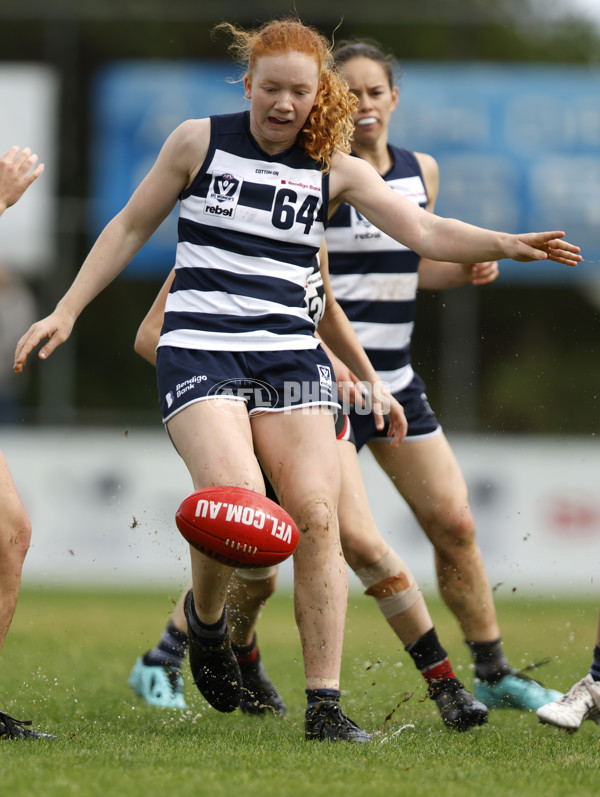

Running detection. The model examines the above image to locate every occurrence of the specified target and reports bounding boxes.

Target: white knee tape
[354,547,421,619]
[235,565,279,581]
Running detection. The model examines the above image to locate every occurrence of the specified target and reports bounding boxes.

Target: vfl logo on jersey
[351,207,382,240]
[205,171,242,219]
[317,364,333,398]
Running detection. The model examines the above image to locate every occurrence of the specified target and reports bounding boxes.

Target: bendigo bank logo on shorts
[205,171,242,219]
[165,374,208,408]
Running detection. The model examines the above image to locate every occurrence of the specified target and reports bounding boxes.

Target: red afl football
[175,485,300,568]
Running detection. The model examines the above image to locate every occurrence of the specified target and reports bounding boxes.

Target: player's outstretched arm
[14,120,211,375]
[331,153,583,268]
[0,145,44,216]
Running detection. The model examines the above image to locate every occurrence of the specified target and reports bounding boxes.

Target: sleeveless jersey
[325,146,427,393]
[158,111,328,353]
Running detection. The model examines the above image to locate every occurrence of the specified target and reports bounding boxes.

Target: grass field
[1,587,599,796]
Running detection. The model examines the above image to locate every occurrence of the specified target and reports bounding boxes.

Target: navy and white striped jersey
[158,111,328,353]
[325,146,427,393]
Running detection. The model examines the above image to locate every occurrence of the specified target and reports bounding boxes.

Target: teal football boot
[129,656,188,710]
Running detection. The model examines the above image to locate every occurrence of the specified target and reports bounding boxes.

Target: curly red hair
[214,18,357,172]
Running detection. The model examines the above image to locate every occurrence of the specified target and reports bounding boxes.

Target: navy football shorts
[348,372,441,452]
[156,345,339,423]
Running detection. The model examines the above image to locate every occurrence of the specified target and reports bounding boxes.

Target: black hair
[332,39,401,90]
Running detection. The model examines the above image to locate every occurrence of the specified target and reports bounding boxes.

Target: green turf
[1,588,598,796]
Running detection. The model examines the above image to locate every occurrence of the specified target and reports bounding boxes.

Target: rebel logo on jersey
[205,171,243,218]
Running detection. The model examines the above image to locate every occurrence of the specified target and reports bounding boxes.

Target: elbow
[133,330,155,364]
[133,330,145,358]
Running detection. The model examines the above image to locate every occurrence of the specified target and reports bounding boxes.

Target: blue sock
[305,688,341,709]
[589,645,600,682]
[144,621,189,669]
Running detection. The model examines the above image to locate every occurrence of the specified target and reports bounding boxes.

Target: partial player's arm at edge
[134,269,176,365]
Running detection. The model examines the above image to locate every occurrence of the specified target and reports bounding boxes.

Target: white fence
[2,428,599,595]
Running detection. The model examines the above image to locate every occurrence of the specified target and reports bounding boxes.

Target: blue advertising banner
[89,60,247,277]
[90,60,600,282]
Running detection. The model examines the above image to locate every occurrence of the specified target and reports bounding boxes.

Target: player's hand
[0,146,45,214]
[506,231,582,266]
[14,309,75,373]
[370,385,407,447]
[330,355,365,407]
[463,260,499,286]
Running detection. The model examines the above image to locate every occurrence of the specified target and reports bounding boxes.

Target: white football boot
[536,674,600,731]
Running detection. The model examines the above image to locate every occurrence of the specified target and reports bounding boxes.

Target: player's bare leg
[369,432,561,711]
[227,568,286,715]
[0,451,55,739]
[336,440,487,730]
[0,452,31,652]
[166,400,266,713]
[369,433,499,640]
[254,409,345,686]
[254,408,370,741]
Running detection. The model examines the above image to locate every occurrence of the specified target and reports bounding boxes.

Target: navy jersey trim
[161,310,313,337]
[383,147,422,181]
[328,249,421,277]
[365,348,411,372]
[339,299,416,325]
[172,262,308,307]
[178,217,318,263]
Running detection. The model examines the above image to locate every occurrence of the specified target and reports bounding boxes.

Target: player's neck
[352,139,392,176]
